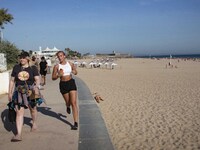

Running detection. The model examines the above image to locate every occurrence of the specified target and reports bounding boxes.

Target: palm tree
[0,8,14,42]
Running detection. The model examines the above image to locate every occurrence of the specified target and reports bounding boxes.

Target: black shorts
[40,70,47,76]
[59,78,77,94]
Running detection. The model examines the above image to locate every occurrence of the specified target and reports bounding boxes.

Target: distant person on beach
[46,58,52,74]
[8,51,41,142]
[52,51,78,130]
[39,56,48,86]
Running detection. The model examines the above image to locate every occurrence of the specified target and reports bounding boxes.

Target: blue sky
[1,0,200,56]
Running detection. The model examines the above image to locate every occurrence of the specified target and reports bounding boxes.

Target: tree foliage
[0,8,14,29]
[0,8,19,69]
[65,47,82,58]
[0,40,20,65]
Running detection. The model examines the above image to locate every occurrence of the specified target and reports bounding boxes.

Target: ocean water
[135,54,200,59]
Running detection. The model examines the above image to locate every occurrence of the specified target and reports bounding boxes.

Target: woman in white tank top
[52,51,78,130]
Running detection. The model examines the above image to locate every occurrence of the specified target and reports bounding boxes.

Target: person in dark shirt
[39,56,48,85]
[8,51,40,142]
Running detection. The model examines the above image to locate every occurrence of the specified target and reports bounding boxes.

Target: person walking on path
[52,51,79,130]
[39,56,48,86]
[46,58,52,74]
[30,55,39,70]
[8,51,41,142]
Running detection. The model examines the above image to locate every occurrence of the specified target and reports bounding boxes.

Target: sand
[76,58,200,150]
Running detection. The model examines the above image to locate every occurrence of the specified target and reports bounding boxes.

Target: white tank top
[58,62,72,76]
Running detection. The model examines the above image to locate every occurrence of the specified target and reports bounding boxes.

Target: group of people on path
[31,56,49,87]
[7,51,79,142]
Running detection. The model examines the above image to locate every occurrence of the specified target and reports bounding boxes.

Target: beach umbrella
[89,62,94,66]
[111,63,117,69]
[111,63,117,66]
[89,62,95,68]
[82,61,87,65]
[96,62,103,68]
[74,61,80,65]
[81,61,87,68]
[73,61,80,68]
[104,62,109,68]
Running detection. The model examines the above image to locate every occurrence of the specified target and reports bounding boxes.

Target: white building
[33,46,60,57]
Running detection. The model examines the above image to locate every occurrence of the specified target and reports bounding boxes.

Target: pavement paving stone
[0,72,114,150]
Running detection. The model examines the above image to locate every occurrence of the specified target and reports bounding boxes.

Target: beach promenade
[0,72,114,150]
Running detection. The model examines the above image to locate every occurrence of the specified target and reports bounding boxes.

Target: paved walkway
[0,72,114,150]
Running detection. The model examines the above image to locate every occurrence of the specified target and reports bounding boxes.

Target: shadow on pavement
[37,106,73,127]
[1,106,73,134]
[1,109,33,134]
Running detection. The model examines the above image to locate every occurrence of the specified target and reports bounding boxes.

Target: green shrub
[0,40,20,66]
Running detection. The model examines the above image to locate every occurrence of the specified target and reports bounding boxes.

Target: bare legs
[43,76,46,85]
[62,91,78,125]
[14,107,24,140]
[13,105,37,141]
[70,91,78,123]
[29,106,38,131]
[41,75,46,85]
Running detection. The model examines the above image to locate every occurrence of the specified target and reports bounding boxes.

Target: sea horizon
[134,53,200,59]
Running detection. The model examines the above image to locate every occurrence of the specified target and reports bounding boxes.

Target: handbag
[7,102,16,124]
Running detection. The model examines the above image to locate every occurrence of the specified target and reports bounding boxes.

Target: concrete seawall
[0,71,9,95]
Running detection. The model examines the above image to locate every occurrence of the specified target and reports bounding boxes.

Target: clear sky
[1,0,200,56]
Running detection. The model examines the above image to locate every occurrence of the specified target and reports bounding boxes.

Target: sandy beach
[76,58,200,150]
